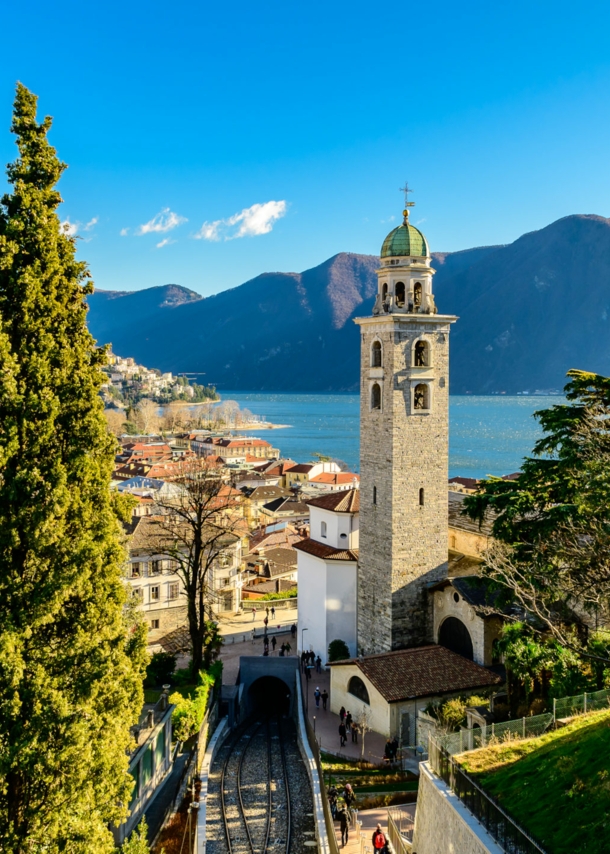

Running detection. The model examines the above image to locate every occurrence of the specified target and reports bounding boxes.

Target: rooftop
[306,488,360,513]
[293,538,358,562]
[330,645,503,702]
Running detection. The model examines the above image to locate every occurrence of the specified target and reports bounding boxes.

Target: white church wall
[296,550,327,656]
[326,562,358,658]
[309,506,357,550]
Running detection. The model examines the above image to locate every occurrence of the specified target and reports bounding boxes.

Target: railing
[387,806,414,853]
[435,685,610,757]
[240,597,298,610]
[429,739,547,854]
[302,697,341,854]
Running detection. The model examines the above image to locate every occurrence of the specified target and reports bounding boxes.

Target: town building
[355,203,457,653]
[193,436,279,461]
[329,646,502,742]
[294,489,359,657]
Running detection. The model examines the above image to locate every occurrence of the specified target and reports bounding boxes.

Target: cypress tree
[0,85,146,851]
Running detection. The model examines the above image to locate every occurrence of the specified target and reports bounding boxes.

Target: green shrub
[328,639,350,662]
[144,652,176,688]
[170,661,223,742]
[256,589,298,601]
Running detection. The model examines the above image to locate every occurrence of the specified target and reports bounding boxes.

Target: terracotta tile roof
[310,472,360,485]
[243,578,297,595]
[248,524,305,552]
[203,437,273,449]
[248,485,291,502]
[285,463,314,474]
[293,538,358,562]
[306,489,360,514]
[330,645,503,702]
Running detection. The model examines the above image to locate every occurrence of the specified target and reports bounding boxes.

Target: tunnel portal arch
[248,675,291,716]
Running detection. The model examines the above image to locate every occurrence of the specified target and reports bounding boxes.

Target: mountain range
[87,214,610,393]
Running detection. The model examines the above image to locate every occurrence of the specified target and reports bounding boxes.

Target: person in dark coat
[291,623,297,638]
[321,689,328,710]
[345,711,353,733]
[315,655,322,673]
[271,636,277,652]
[338,806,349,846]
[339,722,347,747]
[339,706,346,722]
[301,650,307,671]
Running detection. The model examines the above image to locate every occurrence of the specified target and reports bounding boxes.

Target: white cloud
[120,227,130,236]
[61,218,79,236]
[156,238,175,249]
[194,200,287,242]
[137,207,187,235]
[83,217,98,231]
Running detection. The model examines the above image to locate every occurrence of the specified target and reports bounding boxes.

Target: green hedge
[169,661,222,742]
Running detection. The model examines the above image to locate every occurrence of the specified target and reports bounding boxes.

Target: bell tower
[355,189,457,654]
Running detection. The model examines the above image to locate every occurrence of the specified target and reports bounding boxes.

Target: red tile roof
[293,538,358,562]
[310,472,360,485]
[306,489,360,513]
[330,645,503,702]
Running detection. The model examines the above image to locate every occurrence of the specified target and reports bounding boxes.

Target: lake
[217,392,562,479]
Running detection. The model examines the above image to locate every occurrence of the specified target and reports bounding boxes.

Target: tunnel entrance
[248,676,291,716]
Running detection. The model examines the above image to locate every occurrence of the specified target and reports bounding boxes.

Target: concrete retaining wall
[413,763,503,854]
[196,717,228,854]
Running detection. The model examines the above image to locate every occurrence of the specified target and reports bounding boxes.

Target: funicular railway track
[217,716,293,854]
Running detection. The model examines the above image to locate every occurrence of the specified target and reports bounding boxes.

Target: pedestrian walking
[391,736,399,760]
[291,623,297,638]
[344,783,355,810]
[271,606,276,619]
[305,664,312,680]
[339,706,346,723]
[301,650,307,671]
[265,606,270,617]
[271,636,277,652]
[251,628,256,644]
[314,687,321,708]
[372,824,388,852]
[263,636,269,651]
[316,655,322,673]
[252,607,256,621]
[351,722,359,743]
[263,616,268,628]
[309,650,315,666]
[285,641,292,653]
[321,689,328,710]
[328,785,338,819]
[345,711,353,733]
[339,722,347,747]
[338,807,349,847]
[280,643,286,657]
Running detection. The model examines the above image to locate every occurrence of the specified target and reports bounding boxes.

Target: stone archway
[438,616,474,660]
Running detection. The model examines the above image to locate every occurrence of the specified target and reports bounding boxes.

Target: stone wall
[357,314,455,654]
[147,603,188,643]
[413,763,504,854]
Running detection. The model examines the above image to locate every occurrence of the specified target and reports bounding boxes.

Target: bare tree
[355,707,373,761]
[150,462,244,672]
[162,400,185,433]
[103,408,125,436]
[136,398,160,434]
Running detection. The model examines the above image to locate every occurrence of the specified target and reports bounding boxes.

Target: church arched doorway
[438,617,474,660]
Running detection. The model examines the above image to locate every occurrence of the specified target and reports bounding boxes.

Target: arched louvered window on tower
[371,340,382,367]
[395,282,405,307]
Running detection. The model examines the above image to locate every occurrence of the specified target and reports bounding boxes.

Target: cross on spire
[399,181,415,208]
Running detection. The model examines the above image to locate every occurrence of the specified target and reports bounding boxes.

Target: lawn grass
[458,709,610,854]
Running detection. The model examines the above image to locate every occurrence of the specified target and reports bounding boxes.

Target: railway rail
[215,715,293,854]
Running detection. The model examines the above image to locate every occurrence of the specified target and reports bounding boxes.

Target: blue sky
[2,0,610,295]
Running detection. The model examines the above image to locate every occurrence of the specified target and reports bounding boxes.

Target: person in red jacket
[372,824,388,852]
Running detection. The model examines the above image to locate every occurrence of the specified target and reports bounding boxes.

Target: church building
[356,195,456,654]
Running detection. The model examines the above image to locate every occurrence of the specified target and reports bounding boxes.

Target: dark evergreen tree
[464,370,610,649]
[0,84,146,852]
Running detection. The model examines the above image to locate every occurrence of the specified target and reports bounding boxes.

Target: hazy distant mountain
[87,215,610,393]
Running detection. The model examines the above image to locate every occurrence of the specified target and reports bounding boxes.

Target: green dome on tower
[380,215,429,258]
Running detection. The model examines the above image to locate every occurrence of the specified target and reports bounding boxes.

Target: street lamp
[301,626,308,656]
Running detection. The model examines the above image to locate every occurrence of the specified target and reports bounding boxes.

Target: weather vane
[399,181,415,220]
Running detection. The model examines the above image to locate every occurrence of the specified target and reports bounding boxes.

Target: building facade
[356,205,457,654]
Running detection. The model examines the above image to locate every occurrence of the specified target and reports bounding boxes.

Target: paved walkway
[333,805,415,853]
[301,667,389,765]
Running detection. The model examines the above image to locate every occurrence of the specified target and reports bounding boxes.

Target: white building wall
[326,563,358,657]
[297,550,328,656]
[309,507,359,550]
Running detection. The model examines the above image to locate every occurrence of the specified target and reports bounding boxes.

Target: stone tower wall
[357,315,453,654]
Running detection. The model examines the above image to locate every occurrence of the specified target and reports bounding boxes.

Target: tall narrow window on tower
[419,487,425,506]
[371,383,381,410]
[371,340,382,367]
[413,383,430,411]
[414,282,422,307]
[395,282,405,307]
[414,340,429,367]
